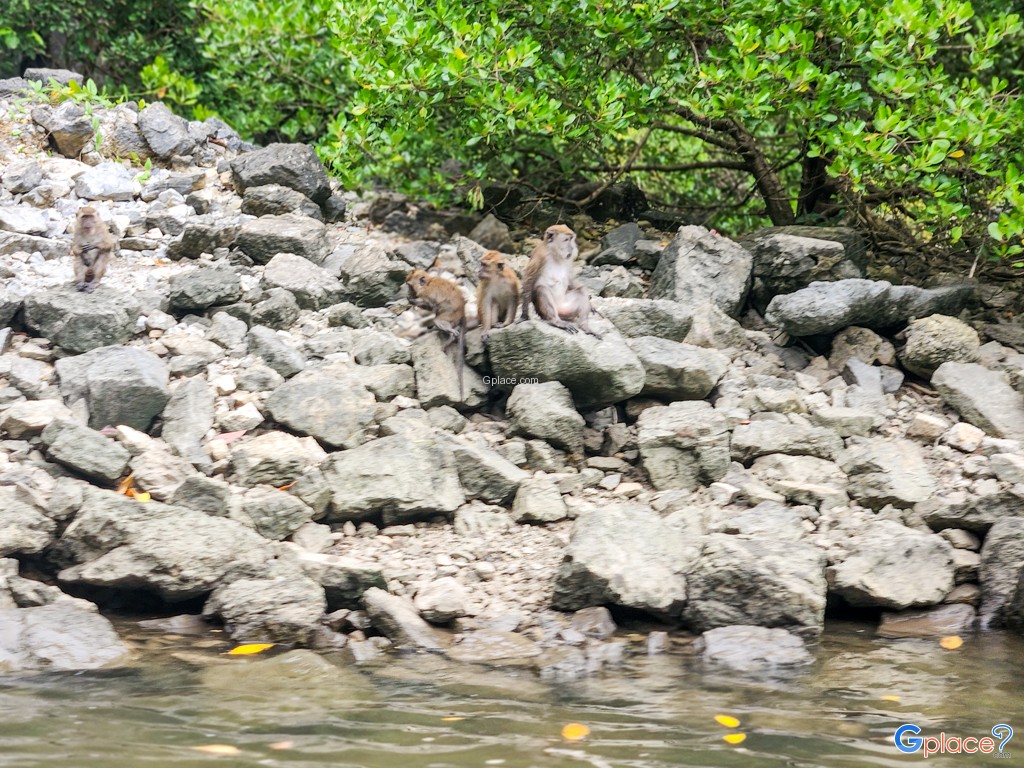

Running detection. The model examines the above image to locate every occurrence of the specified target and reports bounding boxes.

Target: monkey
[71,206,115,294]
[519,224,601,337]
[406,268,467,400]
[476,250,521,343]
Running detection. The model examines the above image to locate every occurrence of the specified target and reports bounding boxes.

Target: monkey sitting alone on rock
[477,250,521,342]
[519,224,601,337]
[406,268,467,399]
[71,205,115,293]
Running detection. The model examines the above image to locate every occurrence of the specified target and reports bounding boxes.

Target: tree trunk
[735,132,795,226]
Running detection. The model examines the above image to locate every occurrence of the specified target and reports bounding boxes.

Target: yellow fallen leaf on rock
[133,491,151,503]
[723,733,747,745]
[714,714,741,728]
[226,643,275,655]
[192,744,241,755]
[561,723,590,741]
[939,636,963,650]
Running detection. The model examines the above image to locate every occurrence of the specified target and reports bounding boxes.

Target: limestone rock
[55,345,169,431]
[230,143,331,205]
[321,435,465,524]
[24,286,140,353]
[590,297,692,341]
[839,438,934,509]
[414,576,470,623]
[629,336,729,400]
[698,625,813,671]
[649,226,752,317]
[765,279,972,336]
[506,381,585,453]
[363,587,445,650]
[932,362,1024,440]
[511,474,569,523]
[230,431,322,487]
[551,503,697,617]
[731,421,844,463]
[899,314,980,379]
[203,572,326,643]
[637,401,731,491]
[263,252,344,310]
[40,420,130,485]
[487,320,645,410]
[0,603,131,672]
[266,365,376,449]
[168,268,242,312]
[685,535,827,634]
[235,214,330,265]
[827,521,955,609]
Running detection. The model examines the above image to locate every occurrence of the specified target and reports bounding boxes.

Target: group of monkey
[406,223,602,398]
[68,209,599,400]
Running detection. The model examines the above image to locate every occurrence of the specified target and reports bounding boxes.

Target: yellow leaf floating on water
[192,744,241,755]
[269,741,294,750]
[226,643,275,655]
[723,733,747,745]
[714,714,741,728]
[561,723,591,741]
[441,716,466,722]
[940,636,963,650]
[881,694,902,702]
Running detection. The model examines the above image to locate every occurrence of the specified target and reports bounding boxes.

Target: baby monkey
[406,268,467,399]
[476,250,521,342]
[520,224,601,337]
[71,206,115,293]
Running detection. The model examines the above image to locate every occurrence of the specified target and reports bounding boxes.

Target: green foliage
[312,0,1024,260]
[183,0,350,142]
[0,0,206,91]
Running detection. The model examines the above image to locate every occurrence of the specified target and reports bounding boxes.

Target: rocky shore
[2,71,1024,678]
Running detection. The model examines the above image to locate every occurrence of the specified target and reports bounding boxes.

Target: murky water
[0,621,1021,768]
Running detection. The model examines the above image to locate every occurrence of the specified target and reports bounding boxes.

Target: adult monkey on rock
[519,224,601,338]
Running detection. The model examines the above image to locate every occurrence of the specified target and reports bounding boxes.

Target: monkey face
[545,225,577,259]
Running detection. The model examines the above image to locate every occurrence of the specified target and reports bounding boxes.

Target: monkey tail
[456,316,465,402]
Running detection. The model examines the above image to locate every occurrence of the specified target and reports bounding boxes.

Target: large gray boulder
[295,551,387,610]
[629,336,729,400]
[590,297,693,341]
[55,345,170,431]
[138,102,196,159]
[765,279,973,336]
[698,625,814,672]
[248,326,307,378]
[932,362,1024,440]
[0,398,74,438]
[203,571,326,643]
[263,252,344,310]
[410,332,488,410]
[40,420,130,485]
[637,401,731,490]
[235,214,330,265]
[826,521,955,609]
[160,376,215,470]
[30,100,94,158]
[551,503,698,617]
[511,474,569,523]
[0,495,55,557]
[649,226,752,317]
[898,315,980,379]
[684,535,827,634]
[321,435,465,524]
[168,268,242,312]
[24,286,140,353]
[240,486,316,540]
[739,226,867,309]
[979,519,1024,628]
[363,587,445,650]
[487,320,645,410]
[506,381,585,453]
[57,489,274,600]
[241,184,323,220]
[230,143,332,204]
[336,245,409,307]
[731,421,844,463]
[265,365,376,449]
[74,162,136,201]
[838,438,934,509]
[0,602,132,672]
[445,438,529,505]
[230,431,322,487]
